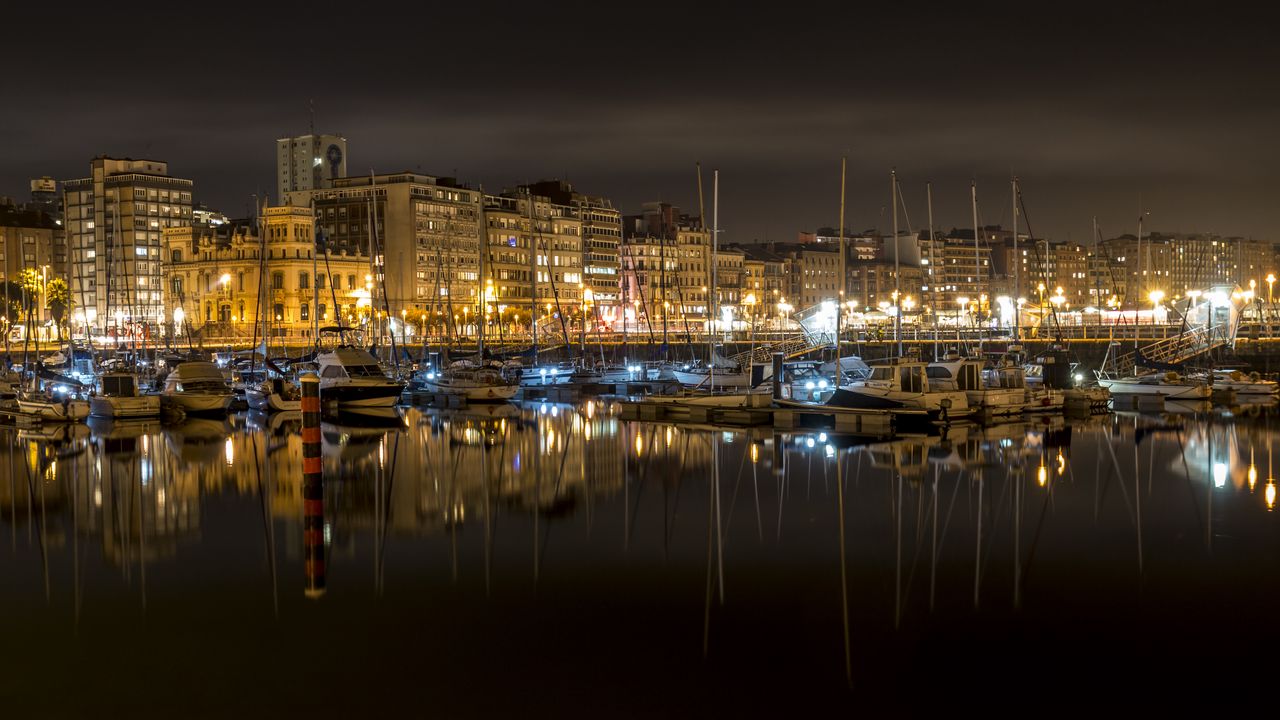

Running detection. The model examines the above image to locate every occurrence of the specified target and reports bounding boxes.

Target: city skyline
[2,4,1277,243]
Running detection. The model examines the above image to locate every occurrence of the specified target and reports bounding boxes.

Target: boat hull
[418,379,519,402]
[319,381,404,408]
[90,394,161,419]
[162,392,233,415]
[247,389,303,412]
[16,398,90,422]
[672,369,756,389]
[1099,378,1211,400]
[829,387,970,416]
[967,388,1026,416]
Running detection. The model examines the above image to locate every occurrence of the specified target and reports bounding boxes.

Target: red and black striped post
[301,372,326,599]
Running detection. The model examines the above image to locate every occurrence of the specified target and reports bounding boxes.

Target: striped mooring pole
[301,372,326,599]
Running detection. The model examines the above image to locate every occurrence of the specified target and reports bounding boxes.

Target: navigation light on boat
[805,381,816,390]
[53,384,70,395]
[818,379,829,389]
[426,372,436,380]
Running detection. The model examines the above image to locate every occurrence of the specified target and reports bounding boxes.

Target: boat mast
[311,197,319,349]
[836,156,846,380]
[892,169,901,358]
[710,169,719,392]
[970,179,979,355]
[527,188,538,365]
[477,190,487,359]
[1011,177,1019,343]
[927,182,937,360]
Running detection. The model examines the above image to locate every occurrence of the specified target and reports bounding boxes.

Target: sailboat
[16,370,90,422]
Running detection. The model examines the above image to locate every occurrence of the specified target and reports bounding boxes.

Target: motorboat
[89,372,161,419]
[415,361,519,402]
[1027,347,1106,411]
[781,361,835,403]
[828,359,970,419]
[928,357,1024,417]
[161,361,234,415]
[246,376,302,412]
[1097,371,1212,400]
[672,360,771,389]
[316,347,406,409]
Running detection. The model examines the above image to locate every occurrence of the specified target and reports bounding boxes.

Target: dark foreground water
[2,399,1278,716]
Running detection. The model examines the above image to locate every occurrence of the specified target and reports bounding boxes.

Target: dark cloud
[3,2,1278,242]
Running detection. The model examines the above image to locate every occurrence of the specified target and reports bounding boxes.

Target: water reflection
[2,399,1279,710]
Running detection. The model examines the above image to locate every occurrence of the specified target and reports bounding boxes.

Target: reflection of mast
[836,448,853,688]
[973,466,983,609]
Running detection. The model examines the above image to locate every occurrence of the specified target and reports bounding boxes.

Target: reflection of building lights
[1248,464,1258,491]
[224,437,234,466]
[665,426,673,448]
[1213,463,1227,488]
[1266,481,1276,511]
[634,434,643,457]
[751,443,759,464]
[1037,463,1047,487]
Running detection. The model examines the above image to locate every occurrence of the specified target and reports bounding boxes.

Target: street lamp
[1148,289,1164,326]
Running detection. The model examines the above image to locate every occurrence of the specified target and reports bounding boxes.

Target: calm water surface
[2,400,1278,716]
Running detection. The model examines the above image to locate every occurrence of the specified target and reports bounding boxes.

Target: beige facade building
[162,205,370,342]
[63,157,193,335]
[621,205,712,332]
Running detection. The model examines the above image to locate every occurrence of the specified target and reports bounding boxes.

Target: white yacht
[317,348,405,409]
[1097,372,1212,400]
[90,372,161,419]
[828,359,970,419]
[161,361,234,415]
[927,357,1024,417]
[672,360,771,389]
[415,361,519,402]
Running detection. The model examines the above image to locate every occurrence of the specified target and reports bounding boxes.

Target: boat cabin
[926,359,984,391]
[99,373,139,398]
[864,361,930,393]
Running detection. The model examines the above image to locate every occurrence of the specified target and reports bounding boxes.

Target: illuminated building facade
[62,157,193,335]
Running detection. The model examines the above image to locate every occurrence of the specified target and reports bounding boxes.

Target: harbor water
[2,400,1278,715]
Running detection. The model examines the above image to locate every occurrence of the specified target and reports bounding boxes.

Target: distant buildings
[276,133,347,202]
[62,157,193,335]
[161,205,370,341]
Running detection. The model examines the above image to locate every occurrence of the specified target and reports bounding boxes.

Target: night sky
[4,2,1278,243]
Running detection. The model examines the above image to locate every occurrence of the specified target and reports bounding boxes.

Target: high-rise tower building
[63,156,193,334]
[276,134,347,202]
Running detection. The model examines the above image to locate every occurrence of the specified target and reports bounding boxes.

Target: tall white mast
[836,156,846,377]
[892,169,901,358]
[1011,177,1018,341]
[478,189,487,359]
[971,180,979,352]
[927,182,937,360]
[710,169,719,392]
